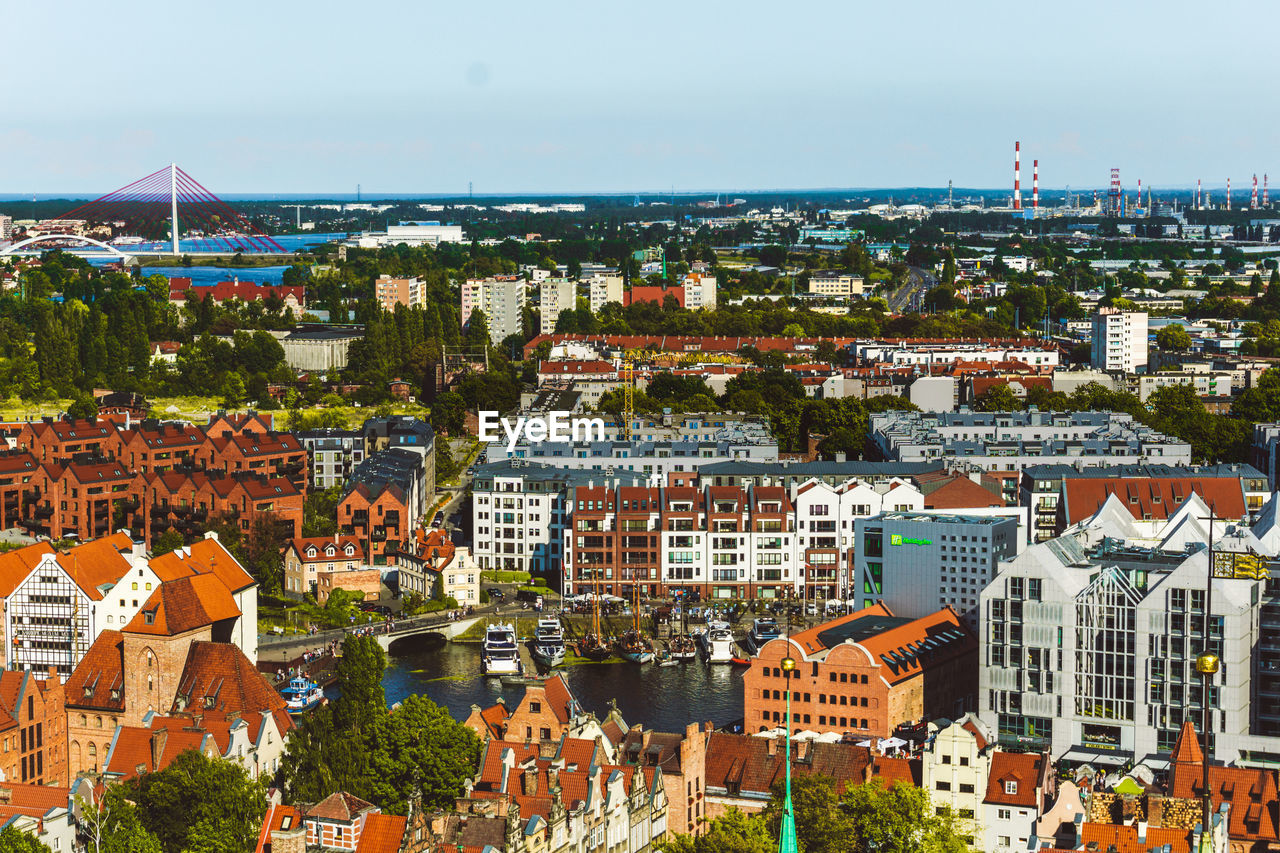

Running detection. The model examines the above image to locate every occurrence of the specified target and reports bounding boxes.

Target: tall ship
[531,617,566,666]
[700,619,735,664]
[746,616,782,653]
[616,579,654,663]
[578,564,612,660]
[668,601,698,660]
[482,622,522,675]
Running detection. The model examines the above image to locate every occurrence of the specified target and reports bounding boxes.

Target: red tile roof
[1062,478,1247,524]
[149,536,255,593]
[1167,722,1280,844]
[0,782,71,818]
[309,791,376,821]
[870,755,920,788]
[254,803,303,853]
[923,476,1005,509]
[704,733,871,798]
[172,641,292,736]
[123,573,242,636]
[538,360,616,375]
[1079,823,1192,853]
[0,542,56,597]
[64,630,125,711]
[355,812,407,853]
[984,751,1043,808]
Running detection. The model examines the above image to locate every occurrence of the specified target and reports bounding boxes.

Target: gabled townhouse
[15,417,117,462]
[465,674,624,755]
[203,430,308,492]
[24,456,136,541]
[0,669,68,786]
[339,482,409,567]
[140,469,302,548]
[0,780,93,853]
[0,450,38,531]
[982,750,1052,852]
[283,534,364,598]
[104,704,290,783]
[466,735,668,853]
[921,714,993,848]
[112,420,206,473]
[255,792,407,853]
[205,410,275,437]
[617,723,710,838]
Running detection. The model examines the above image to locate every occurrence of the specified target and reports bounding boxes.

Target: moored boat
[617,629,655,664]
[746,616,782,653]
[668,634,698,660]
[700,620,735,664]
[578,633,613,660]
[482,622,522,675]
[531,617,566,666]
[280,675,324,714]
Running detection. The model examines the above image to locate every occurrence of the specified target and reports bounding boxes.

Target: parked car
[431,511,445,528]
[486,587,505,600]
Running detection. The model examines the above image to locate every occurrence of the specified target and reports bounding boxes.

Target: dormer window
[325,546,335,557]
[1004,780,1017,795]
[306,547,316,558]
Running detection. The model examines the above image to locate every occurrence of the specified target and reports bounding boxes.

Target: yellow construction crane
[621,348,645,440]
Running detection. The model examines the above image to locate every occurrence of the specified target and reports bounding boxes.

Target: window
[1004,781,1017,795]
[997,808,1012,820]
[959,783,974,794]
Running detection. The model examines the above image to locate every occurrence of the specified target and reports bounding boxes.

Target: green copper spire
[778,654,799,853]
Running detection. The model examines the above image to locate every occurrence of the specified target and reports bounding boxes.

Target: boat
[668,634,698,661]
[700,620,735,664]
[280,676,324,714]
[578,633,613,660]
[616,580,654,663]
[531,617,566,666]
[617,629,655,664]
[730,657,752,666]
[481,622,522,675]
[656,649,677,667]
[746,616,782,653]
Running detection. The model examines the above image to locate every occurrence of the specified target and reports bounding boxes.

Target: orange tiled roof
[1079,823,1192,853]
[123,573,242,636]
[65,630,125,711]
[923,476,1006,509]
[0,541,56,597]
[856,607,976,686]
[984,751,1043,808]
[104,723,210,781]
[1063,478,1247,525]
[355,812,407,853]
[149,536,255,593]
[704,732,871,798]
[309,791,377,822]
[870,755,920,788]
[254,803,303,853]
[172,641,292,736]
[0,782,71,818]
[1167,722,1280,843]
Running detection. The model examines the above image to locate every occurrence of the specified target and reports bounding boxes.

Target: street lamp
[778,654,798,853]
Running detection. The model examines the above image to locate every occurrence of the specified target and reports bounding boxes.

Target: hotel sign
[890,534,932,547]
[1212,551,1270,581]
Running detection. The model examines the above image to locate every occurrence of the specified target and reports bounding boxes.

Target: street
[885,266,935,313]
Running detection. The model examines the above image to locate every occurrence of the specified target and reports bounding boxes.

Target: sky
[6,0,1280,195]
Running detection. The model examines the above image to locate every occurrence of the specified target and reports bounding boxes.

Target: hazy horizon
[7,0,1278,194]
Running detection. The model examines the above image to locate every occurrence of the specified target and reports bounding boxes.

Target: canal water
[381,636,745,733]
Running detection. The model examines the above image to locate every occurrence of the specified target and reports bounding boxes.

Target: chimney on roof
[795,739,810,761]
[767,737,778,756]
[151,727,168,772]
[523,765,539,796]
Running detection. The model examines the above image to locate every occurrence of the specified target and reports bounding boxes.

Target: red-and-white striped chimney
[1032,159,1039,210]
[1013,141,1022,210]
[1252,174,1259,209]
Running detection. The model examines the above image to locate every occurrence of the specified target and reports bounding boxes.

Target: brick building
[203,430,308,491]
[317,567,381,604]
[283,535,364,598]
[23,457,135,542]
[140,470,303,548]
[15,418,117,462]
[745,604,978,738]
[0,450,37,530]
[465,674,598,746]
[339,482,410,566]
[255,793,407,853]
[0,669,67,786]
[617,722,710,838]
[113,421,207,473]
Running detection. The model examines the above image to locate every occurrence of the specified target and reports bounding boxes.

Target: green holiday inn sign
[890,534,932,546]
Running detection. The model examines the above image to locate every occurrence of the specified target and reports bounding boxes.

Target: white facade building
[462,275,528,344]
[539,277,579,336]
[682,273,717,310]
[588,274,624,312]
[1091,308,1149,373]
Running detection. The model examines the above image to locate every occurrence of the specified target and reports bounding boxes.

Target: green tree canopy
[126,749,266,853]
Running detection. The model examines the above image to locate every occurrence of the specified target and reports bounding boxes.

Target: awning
[1060,748,1129,766]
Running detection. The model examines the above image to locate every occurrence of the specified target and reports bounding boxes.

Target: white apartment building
[0,215,11,241]
[682,273,717,310]
[470,462,647,576]
[807,271,866,298]
[1091,308,1149,373]
[539,277,578,336]
[461,275,527,344]
[588,273,624,312]
[854,341,1060,369]
[978,493,1280,767]
[1130,368,1235,401]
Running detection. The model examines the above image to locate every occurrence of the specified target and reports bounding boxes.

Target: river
[380,636,746,733]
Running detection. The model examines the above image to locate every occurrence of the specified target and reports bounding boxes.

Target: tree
[0,825,52,853]
[68,394,99,420]
[151,528,184,556]
[332,633,386,732]
[79,788,164,853]
[303,485,343,538]
[1155,323,1191,351]
[360,694,482,813]
[659,808,772,853]
[762,773,851,853]
[835,778,967,853]
[127,749,266,853]
[973,383,1023,412]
